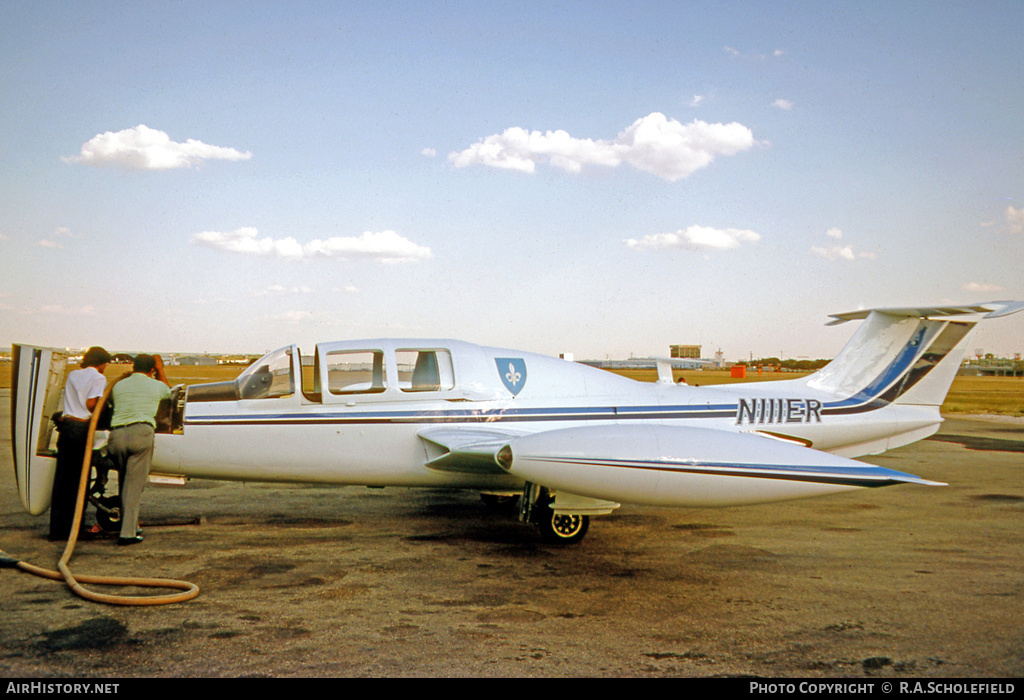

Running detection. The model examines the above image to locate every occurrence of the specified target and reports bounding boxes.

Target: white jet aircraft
[11,301,1023,544]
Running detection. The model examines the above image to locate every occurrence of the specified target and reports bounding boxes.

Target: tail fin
[806,302,1023,409]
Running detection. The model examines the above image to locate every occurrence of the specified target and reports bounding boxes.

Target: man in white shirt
[50,346,111,540]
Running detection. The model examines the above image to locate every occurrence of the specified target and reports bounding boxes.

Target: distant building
[958,360,1023,377]
[177,356,218,366]
[580,357,705,370]
[670,345,702,359]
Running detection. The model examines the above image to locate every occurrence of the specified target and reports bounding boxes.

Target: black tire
[94,496,122,534]
[537,507,589,545]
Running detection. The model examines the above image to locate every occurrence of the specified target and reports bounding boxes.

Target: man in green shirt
[108,353,171,545]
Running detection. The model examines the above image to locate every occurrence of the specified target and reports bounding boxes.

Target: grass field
[1,363,1021,416]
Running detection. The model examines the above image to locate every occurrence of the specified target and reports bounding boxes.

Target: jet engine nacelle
[498,424,938,508]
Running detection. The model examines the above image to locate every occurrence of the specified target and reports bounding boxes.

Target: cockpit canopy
[184,338,636,405]
[187,342,465,404]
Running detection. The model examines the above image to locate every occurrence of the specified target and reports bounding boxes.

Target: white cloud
[772,99,793,110]
[37,227,80,249]
[64,125,252,170]
[725,46,784,60]
[626,225,761,251]
[191,227,301,258]
[963,282,1004,293]
[39,304,96,315]
[449,112,755,182]
[265,310,314,323]
[812,228,875,261]
[263,284,313,295]
[421,147,437,157]
[689,94,705,107]
[191,228,432,263]
[304,230,433,263]
[811,245,876,261]
[811,245,856,261]
[1006,205,1024,234]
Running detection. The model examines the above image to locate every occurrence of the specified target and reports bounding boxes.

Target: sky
[2,0,1022,362]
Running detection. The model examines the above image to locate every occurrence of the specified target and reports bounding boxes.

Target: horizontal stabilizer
[827,300,1024,325]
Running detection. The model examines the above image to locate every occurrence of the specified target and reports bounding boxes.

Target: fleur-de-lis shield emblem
[496,358,527,396]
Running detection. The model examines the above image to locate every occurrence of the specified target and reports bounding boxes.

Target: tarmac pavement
[1,387,1022,678]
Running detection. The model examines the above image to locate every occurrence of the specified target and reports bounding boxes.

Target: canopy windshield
[236,346,295,400]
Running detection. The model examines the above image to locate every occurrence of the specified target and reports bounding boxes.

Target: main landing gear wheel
[537,507,589,545]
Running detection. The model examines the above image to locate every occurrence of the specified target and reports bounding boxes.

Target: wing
[492,424,944,508]
[418,425,623,515]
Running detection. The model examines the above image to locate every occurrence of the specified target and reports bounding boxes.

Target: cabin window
[326,350,386,395]
[396,349,455,392]
[237,347,295,400]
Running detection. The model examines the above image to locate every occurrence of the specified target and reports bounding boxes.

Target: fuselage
[152,338,941,489]
[22,303,1017,518]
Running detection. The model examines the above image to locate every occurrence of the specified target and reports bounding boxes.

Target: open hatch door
[11,344,69,515]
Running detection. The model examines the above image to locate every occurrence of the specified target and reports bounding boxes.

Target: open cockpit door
[10,344,69,515]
